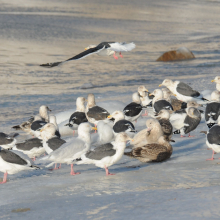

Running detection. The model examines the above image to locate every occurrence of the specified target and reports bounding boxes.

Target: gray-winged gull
[171,107,201,137]
[40,123,66,170]
[77,133,133,176]
[0,132,19,149]
[0,147,40,184]
[41,123,94,175]
[159,79,208,102]
[86,94,110,129]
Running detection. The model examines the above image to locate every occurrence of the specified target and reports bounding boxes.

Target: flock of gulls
[1,42,220,184]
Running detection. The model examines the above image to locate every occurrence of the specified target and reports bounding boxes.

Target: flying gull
[40,42,136,68]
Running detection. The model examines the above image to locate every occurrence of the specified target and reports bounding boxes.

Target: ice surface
[1,0,220,219]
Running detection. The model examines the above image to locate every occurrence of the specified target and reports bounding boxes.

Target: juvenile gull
[205,90,220,129]
[0,132,19,149]
[123,92,143,122]
[159,79,208,102]
[155,110,173,141]
[132,119,163,148]
[40,123,66,170]
[65,97,88,136]
[151,89,173,113]
[41,123,94,175]
[86,94,110,128]
[108,111,136,136]
[40,42,136,68]
[12,105,51,133]
[77,133,133,176]
[0,147,40,184]
[30,115,60,139]
[124,136,173,162]
[171,107,201,137]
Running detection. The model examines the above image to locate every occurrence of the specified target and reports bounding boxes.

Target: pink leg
[32,157,36,161]
[105,165,115,176]
[113,52,118,60]
[94,124,97,133]
[206,150,215,161]
[49,163,61,171]
[73,130,75,137]
[119,52,123,58]
[0,172,8,184]
[142,110,148,116]
[70,164,80,175]
[188,133,195,138]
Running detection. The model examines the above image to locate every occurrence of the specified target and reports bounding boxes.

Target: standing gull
[171,107,201,137]
[0,148,40,184]
[107,111,136,136]
[211,76,220,91]
[12,138,45,161]
[40,42,136,68]
[86,94,110,128]
[0,132,19,150]
[123,92,143,122]
[65,97,88,136]
[205,90,220,129]
[159,79,208,102]
[40,123,66,170]
[151,89,173,113]
[138,85,153,116]
[155,110,173,141]
[41,123,94,175]
[77,133,133,176]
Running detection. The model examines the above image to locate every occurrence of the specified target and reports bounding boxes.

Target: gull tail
[45,162,55,168]
[122,42,136,51]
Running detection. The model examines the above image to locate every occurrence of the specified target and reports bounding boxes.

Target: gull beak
[149,93,153,96]
[40,128,44,132]
[173,94,177,96]
[92,127,97,131]
[159,84,162,87]
[85,47,88,51]
[85,99,88,102]
[145,89,148,92]
[211,80,214,82]
[107,115,112,119]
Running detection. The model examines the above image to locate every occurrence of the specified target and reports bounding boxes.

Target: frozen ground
[1,0,220,219]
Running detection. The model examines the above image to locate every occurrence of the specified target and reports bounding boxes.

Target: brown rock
[156,47,195,62]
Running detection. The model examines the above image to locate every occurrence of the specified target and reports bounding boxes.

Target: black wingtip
[40,62,62,68]
[12,125,22,130]
[202,97,209,101]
